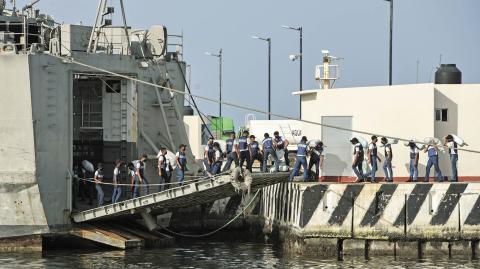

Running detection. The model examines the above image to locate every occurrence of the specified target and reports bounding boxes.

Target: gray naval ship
[0,0,198,243]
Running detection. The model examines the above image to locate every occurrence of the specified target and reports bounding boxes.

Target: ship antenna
[87,0,130,54]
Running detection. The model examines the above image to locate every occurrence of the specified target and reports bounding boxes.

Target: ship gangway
[69,171,288,249]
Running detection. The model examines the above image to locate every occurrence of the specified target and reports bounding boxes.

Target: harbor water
[1,239,479,269]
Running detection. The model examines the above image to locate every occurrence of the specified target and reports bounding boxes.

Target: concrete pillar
[365,239,372,260]
[337,239,344,261]
[472,240,479,259]
[418,240,426,259]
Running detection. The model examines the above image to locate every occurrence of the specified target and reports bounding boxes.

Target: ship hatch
[73,74,128,173]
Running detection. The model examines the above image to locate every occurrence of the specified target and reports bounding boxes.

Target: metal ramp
[72,172,288,223]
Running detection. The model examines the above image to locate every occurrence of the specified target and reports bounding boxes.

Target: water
[1,240,479,268]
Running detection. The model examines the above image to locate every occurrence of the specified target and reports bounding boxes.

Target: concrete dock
[245,182,480,258]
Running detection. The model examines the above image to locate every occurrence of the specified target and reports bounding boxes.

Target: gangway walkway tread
[72,172,289,223]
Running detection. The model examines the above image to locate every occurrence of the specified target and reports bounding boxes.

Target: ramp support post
[141,210,159,232]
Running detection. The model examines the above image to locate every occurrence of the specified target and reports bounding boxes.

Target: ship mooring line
[47,54,480,154]
[158,189,260,238]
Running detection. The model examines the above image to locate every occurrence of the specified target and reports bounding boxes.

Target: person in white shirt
[444,135,458,182]
[381,137,394,182]
[406,141,420,182]
[424,144,444,182]
[350,138,365,183]
[211,142,223,175]
[93,163,105,207]
[111,159,123,203]
[363,136,382,183]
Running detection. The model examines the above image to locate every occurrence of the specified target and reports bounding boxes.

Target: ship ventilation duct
[435,64,462,84]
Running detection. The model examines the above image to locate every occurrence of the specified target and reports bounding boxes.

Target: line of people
[74,132,461,209]
[286,134,459,183]
[202,130,298,176]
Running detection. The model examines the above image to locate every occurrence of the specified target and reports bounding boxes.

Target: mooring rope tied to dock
[158,189,260,238]
[72,171,231,186]
[49,54,480,155]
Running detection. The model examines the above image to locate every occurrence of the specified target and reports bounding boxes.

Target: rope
[159,189,260,238]
[47,54,480,155]
[73,171,231,186]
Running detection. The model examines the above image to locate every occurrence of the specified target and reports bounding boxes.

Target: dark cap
[273,131,279,136]
[350,137,358,143]
[249,135,256,139]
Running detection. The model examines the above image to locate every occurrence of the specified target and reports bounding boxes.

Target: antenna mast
[87,0,130,54]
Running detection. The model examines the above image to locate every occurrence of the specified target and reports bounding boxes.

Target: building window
[435,109,448,122]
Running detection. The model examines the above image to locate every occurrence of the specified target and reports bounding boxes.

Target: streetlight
[281,25,303,118]
[385,0,393,85]
[252,35,272,120]
[205,49,223,117]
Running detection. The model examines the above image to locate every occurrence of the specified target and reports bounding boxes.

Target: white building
[294,83,480,182]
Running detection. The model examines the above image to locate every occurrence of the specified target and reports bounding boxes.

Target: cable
[159,189,260,238]
[73,171,231,187]
[175,60,215,138]
[47,54,480,155]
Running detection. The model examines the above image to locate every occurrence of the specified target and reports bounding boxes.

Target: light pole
[252,35,272,120]
[282,25,303,118]
[205,49,223,117]
[385,0,393,85]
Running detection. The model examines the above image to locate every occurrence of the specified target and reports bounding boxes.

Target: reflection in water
[0,240,479,268]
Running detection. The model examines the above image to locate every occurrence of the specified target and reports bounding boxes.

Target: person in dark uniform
[249,135,263,171]
[289,136,309,181]
[363,136,382,183]
[262,133,279,173]
[133,154,149,198]
[93,163,105,207]
[381,137,393,182]
[176,144,188,185]
[211,142,223,175]
[80,163,94,205]
[350,138,365,183]
[112,159,123,203]
[308,141,325,182]
[238,130,251,171]
[203,137,215,175]
[222,132,239,172]
[157,147,168,192]
[273,131,290,166]
[165,158,173,190]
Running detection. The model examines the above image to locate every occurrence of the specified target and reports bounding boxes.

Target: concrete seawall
[248,182,480,258]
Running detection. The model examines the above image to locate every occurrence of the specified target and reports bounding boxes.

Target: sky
[34,0,480,128]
